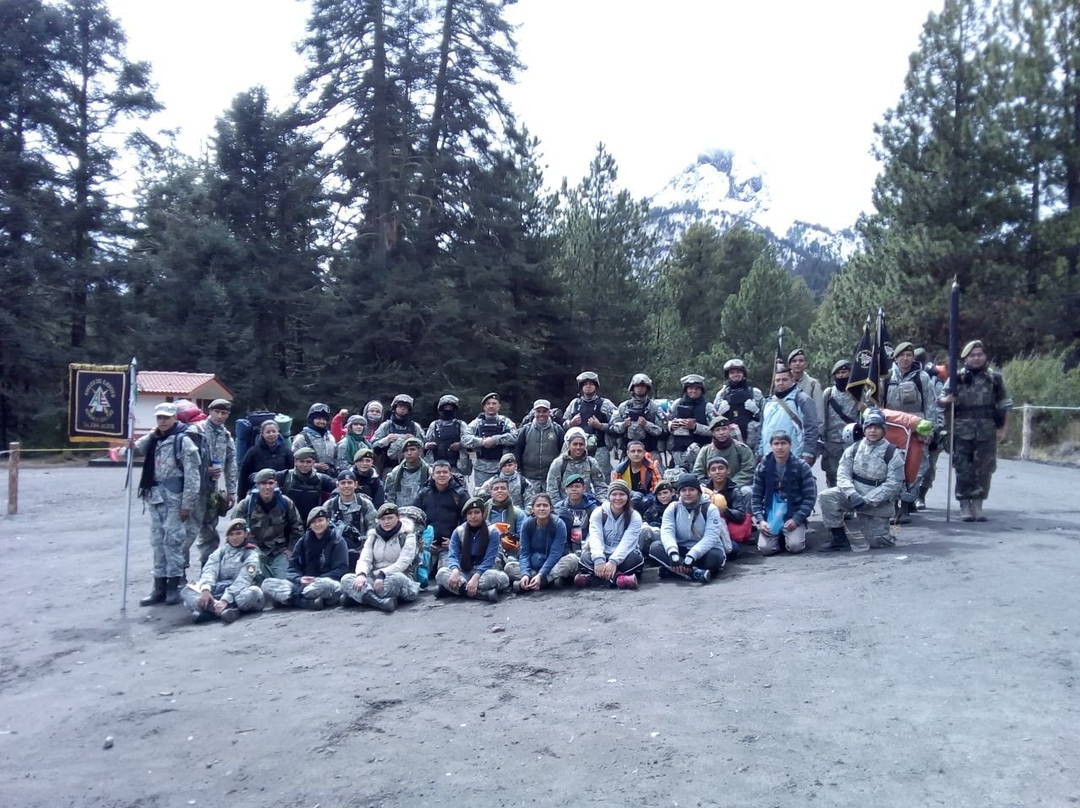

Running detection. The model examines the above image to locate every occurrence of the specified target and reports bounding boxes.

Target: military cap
[154,402,177,417]
[377,502,398,517]
[254,468,276,483]
[293,447,316,460]
[208,399,233,412]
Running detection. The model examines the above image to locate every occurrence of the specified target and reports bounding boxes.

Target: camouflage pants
[638,525,659,561]
[260,551,291,581]
[183,488,224,569]
[434,566,510,595]
[594,446,612,479]
[818,488,893,550]
[953,437,997,501]
[472,461,500,491]
[922,444,943,494]
[261,576,341,606]
[180,582,264,613]
[822,443,845,488]
[340,572,419,604]
[148,493,187,578]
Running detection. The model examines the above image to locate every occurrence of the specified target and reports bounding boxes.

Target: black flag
[846,315,875,403]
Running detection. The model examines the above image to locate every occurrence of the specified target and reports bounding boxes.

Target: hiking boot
[139,577,167,607]
[914,498,927,511]
[970,499,987,522]
[657,566,672,579]
[615,574,638,590]
[511,579,523,594]
[691,568,711,584]
[164,577,182,605]
[573,573,591,589]
[891,503,912,525]
[338,593,355,608]
[297,596,325,611]
[190,608,214,624]
[219,607,240,624]
[361,589,397,613]
[435,584,453,599]
[481,589,499,603]
[960,499,975,522]
[819,527,850,553]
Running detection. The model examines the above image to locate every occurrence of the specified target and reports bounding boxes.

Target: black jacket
[412,479,469,540]
[239,438,294,496]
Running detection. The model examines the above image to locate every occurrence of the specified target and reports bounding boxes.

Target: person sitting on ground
[325,469,378,571]
[335,414,372,472]
[276,446,337,524]
[382,436,430,505]
[692,416,755,498]
[261,506,349,610]
[229,468,303,579]
[817,409,905,552]
[435,498,511,602]
[339,502,422,612]
[350,447,385,508]
[554,474,599,557]
[485,478,527,583]
[292,402,338,475]
[181,517,265,623]
[578,480,645,590]
[476,453,528,506]
[701,457,753,549]
[516,493,578,592]
[751,431,818,556]
[649,473,728,583]
[610,440,662,497]
[546,426,609,502]
[238,419,294,495]
[637,480,676,560]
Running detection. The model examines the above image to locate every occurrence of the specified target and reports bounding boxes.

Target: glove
[684,555,696,567]
[717,400,731,415]
[669,551,681,565]
[744,398,759,415]
[848,493,867,509]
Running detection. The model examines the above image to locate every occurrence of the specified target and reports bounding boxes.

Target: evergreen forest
[2,0,1079,446]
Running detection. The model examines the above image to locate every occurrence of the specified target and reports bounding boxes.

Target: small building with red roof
[133,371,233,436]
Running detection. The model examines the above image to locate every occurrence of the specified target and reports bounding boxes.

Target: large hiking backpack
[234,411,277,467]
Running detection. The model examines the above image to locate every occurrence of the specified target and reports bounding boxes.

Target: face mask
[834,376,849,391]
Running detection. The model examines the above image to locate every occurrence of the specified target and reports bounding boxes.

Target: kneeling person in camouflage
[817,409,905,552]
[261,507,348,609]
[340,503,422,613]
[182,518,265,623]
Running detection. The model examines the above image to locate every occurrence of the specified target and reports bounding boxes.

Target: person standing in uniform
[292,402,338,475]
[181,518,265,623]
[372,394,426,471]
[608,374,667,464]
[562,372,618,478]
[181,398,238,570]
[514,400,564,503]
[713,359,765,452]
[424,395,479,478]
[939,340,1012,521]
[821,360,860,488]
[133,403,202,606]
[468,393,518,489]
[667,374,715,470]
[787,349,825,426]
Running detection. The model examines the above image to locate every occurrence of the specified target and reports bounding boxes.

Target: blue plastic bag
[766,493,786,535]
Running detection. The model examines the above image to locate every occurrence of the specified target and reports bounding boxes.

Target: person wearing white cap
[131,402,203,606]
[513,399,564,504]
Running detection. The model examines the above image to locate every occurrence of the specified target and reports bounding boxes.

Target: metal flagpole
[946,281,959,524]
[121,357,137,611]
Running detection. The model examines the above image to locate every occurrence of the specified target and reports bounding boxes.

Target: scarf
[375,522,398,542]
[137,422,187,499]
[460,522,490,573]
[343,431,370,462]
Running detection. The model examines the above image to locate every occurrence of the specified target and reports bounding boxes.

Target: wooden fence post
[7,442,18,515]
[1020,405,1032,461]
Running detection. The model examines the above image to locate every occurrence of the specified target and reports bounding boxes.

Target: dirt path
[1,459,1077,807]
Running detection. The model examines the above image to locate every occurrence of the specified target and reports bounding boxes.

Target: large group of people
[130,341,1012,623]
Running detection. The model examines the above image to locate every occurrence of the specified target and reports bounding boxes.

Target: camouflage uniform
[292,428,338,474]
[325,492,378,569]
[886,365,939,506]
[943,368,1012,504]
[228,491,303,580]
[545,444,609,501]
[134,427,202,579]
[467,413,518,487]
[713,383,765,452]
[371,395,426,468]
[477,470,528,506]
[383,460,431,506]
[340,517,422,607]
[819,437,905,550]
[795,373,826,426]
[183,420,238,568]
[821,386,859,488]
[180,541,264,616]
[562,394,618,478]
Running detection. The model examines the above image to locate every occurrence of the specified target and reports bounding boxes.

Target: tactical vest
[623,399,659,452]
[432,419,462,464]
[477,417,504,462]
[576,398,609,436]
[670,397,707,452]
[721,383,754,438]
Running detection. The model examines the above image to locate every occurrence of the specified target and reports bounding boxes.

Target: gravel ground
[0,458,1077,808]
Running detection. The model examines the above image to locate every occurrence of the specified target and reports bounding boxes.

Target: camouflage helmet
[391,393,414,411]
[307,402,332,419]
[680,373,705,391]
[723,359,747,377]
[576,371,600,388]
[397,505,427,528]
[437,394,460,410]
[627,373,653,392]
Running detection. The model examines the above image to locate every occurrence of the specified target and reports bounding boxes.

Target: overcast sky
[107,0,940,231]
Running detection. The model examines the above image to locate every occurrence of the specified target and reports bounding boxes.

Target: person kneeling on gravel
[577,480,645,590]
[435,498,511,602]
[261,507,348,610]
[181,518,265,624]
[339,502,421,612]
[649,473,728,583]
[817,409,905,552]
